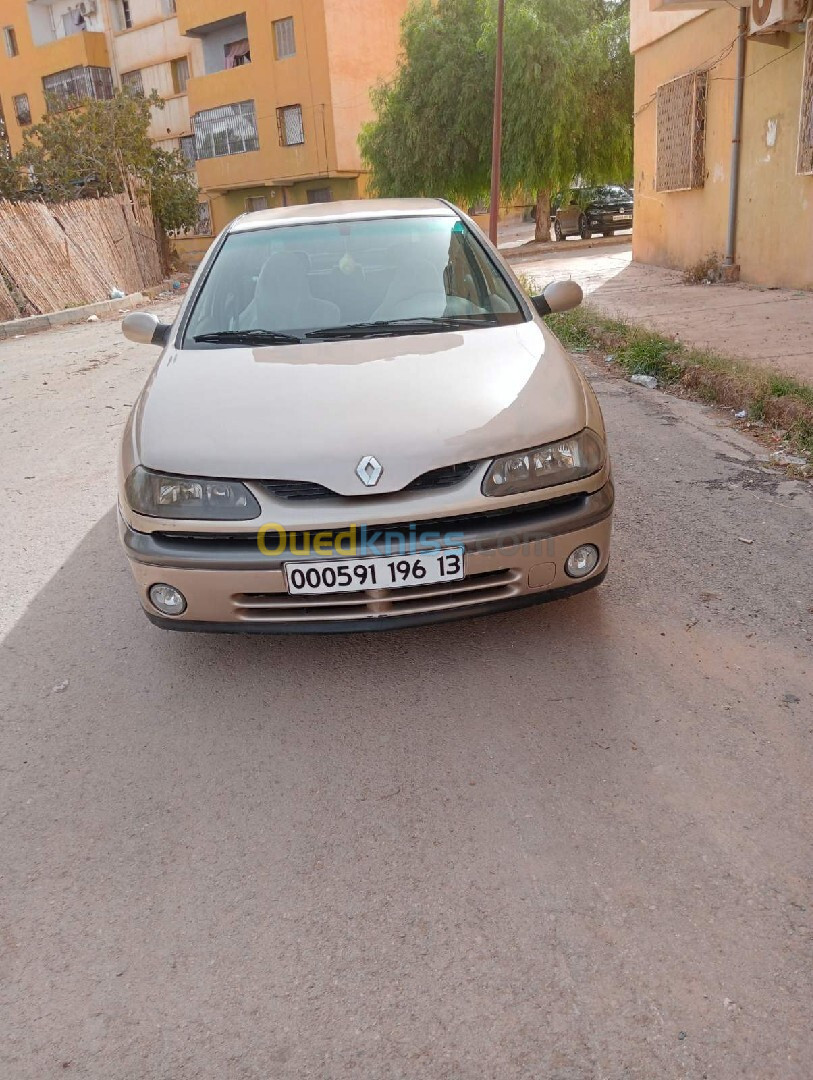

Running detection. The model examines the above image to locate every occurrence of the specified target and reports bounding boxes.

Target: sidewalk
[507,243,813,386]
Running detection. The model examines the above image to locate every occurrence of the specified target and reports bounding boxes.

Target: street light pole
[488,0,505,246]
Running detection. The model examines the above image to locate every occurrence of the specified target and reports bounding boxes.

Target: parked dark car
[551,186,634,241]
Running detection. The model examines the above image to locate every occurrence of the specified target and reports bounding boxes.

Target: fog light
[565,545,600,579]
[149,583,187,616]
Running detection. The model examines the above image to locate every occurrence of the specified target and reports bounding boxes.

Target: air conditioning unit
[750,0,808,36]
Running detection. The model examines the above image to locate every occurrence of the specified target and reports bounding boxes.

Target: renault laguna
[119,199,613,633]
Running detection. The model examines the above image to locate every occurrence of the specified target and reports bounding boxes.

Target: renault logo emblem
[356,455,383,487]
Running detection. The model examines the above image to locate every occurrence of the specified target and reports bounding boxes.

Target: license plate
[612,214,631,221]
[285,548,465,595]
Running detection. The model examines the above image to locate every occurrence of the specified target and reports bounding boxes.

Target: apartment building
[631,0,813,289]
[176,0,411,238]
[1,0,114,154]
[108,0,201,159]
[0,2,198,151]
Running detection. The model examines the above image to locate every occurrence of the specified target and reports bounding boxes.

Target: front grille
[262,479,335,501]
[231,568,522,624]
[153,493,586,549]
[261,461,479,502]
[404,461,478,492]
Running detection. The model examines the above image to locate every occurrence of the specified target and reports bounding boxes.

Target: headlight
[125,466,261,520]
[482,430,605,497]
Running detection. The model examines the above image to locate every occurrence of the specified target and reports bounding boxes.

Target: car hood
[134,321,588,496]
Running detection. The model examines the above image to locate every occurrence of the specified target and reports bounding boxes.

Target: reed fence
[0,192,163,321]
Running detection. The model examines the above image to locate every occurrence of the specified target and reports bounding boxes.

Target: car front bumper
[120,481,614,634]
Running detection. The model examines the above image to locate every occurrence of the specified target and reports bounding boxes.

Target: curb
[0,292,148,341]
[503,233,631,261]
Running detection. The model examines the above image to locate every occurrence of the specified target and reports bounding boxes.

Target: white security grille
[798,23,813,176]
[278,104,304,146]
[656,71,708,192]
[274,17,296,59]
[193,100,259,159]
[13,94,31,126]
[42,66,114,111]
[179,134,196,164]
[120,70,144,97]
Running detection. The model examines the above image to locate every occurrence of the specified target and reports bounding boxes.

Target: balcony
[43,65,114,111]
[180,12,250,75]
[27,0,106,46]
[32,29,111,80]
[176,0,248,37]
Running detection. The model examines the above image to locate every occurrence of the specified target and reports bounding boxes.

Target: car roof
[230,198,457,233]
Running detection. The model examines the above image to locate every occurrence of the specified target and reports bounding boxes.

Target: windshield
[183,215,526,347]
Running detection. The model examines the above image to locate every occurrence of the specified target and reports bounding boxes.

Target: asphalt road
[1,308,812,1079]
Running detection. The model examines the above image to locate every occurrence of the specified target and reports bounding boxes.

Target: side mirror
[531,280,584,317]
[122,311,172,347]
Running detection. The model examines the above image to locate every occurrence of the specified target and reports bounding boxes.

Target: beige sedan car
[119,199,613,633]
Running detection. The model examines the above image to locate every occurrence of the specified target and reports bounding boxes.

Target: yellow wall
[632,8,813,288]
[323,0,409,173]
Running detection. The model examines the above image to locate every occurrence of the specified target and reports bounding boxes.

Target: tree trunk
[534,189,551,243]
[156,218,172,277]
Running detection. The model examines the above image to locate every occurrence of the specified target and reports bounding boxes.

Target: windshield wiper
[193,329,302,345]
[305,315,498,340]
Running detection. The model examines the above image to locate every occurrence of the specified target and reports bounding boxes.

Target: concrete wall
[110,10,201,143]
[629,0,703,53]
[323,0,410,173]
[632,7,813,288]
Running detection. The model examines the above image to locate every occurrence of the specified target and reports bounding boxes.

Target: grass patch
[547,305,813,460]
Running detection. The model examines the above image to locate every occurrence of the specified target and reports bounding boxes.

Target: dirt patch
[546,305,813,469]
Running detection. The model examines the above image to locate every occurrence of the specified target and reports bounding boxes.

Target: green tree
[361,0,633,240]
[15,90,199,233]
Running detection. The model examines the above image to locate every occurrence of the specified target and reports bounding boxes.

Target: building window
[224,38,251,68]
[245,195,268,212]
[120,70,144,97]
[3,26,18,58]
[43,67,115,111]
[13,93,31,126]
[162,0,178,14]
[113,1,133,31]
[798,23,813,176]
[193,100,259,159]
[273,17,296,60]
[656,71,708,192]
[195,201,213,236]
[168,200,213,239]
[307,187,333,204]
[277,104,304,146]
[179,134,197,164]
[171,57,190,95]
[62,9,87,36]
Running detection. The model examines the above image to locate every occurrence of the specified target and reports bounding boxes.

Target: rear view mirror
[531,280,584,317]
[122,311,172,347]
